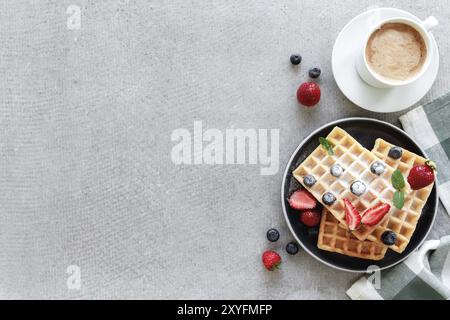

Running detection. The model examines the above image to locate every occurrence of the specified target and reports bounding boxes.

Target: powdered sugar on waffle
[293,127,397,241]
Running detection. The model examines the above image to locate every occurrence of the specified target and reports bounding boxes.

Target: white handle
[422,16,438,31]
[417,240,440,269]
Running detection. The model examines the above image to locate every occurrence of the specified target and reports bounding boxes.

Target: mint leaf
[393,190,405,209]
[392,170,406,209]
[319,137,334,156]
[391,169,405,190]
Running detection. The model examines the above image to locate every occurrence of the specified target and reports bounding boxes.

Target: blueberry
[370,161,386,175]
[266,228,280,242]
[303,175,316,187]
[381,231,397,246]
[322,192,336,205]
[286,242,299,255]
[290,54,302,65]
[309,67,321,78]
[330,164,344,177]
[388,146,403,159]
[350,180,366,196]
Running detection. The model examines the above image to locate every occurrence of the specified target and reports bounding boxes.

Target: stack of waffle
[293,127,434,260]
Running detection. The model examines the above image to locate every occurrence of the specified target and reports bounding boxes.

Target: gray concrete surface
[0,0,449,299]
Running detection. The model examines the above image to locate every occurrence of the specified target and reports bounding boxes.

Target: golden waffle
[293,127,397,241]
[366,139,435,253]
[318,208,387,260]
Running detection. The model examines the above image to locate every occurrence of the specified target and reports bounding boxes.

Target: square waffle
[293,127,397,241]
[318,208,387,260]
[366,139,435,253]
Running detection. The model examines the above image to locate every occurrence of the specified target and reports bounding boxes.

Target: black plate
[281,118,438,272]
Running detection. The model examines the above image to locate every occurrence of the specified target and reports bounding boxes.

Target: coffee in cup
[365,22,427,81]
[355,16,438,88]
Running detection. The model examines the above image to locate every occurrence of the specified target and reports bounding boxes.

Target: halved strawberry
[288,189,317,210]
[343,199,361,231]
[361,203,391,226]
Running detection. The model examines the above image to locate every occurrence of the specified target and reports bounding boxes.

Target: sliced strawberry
[343,199,361,231]
[288,189,317,210]
[361,203,391,226]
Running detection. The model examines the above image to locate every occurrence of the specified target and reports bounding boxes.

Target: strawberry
[361,203,391,226]
[407,160,436,190]
[343,199,361,231]
[262,250,281,271]
[300,209,321,227]
[288,189,317,210]
[297,82,321,107]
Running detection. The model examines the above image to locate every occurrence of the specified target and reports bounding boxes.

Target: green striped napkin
[347,94,450,300]
[347,236,450,299]
[399,92,450,215]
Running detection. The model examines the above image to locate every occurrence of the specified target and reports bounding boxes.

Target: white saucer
[332,7,439,113]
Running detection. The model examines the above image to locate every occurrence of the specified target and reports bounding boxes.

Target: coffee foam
[365,23,427,81]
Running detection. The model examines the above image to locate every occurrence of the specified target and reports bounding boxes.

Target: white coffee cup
[356,16,438,88]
